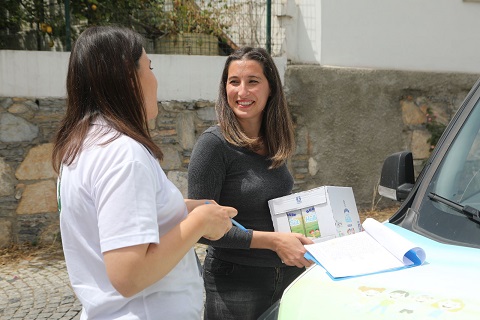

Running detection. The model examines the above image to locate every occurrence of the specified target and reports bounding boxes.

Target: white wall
[0,50,287,100]
[279,0,321,64]
[286,0,480,74]
[0,51,70,98]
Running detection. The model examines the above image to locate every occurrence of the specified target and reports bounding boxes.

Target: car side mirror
[378,151,415,201]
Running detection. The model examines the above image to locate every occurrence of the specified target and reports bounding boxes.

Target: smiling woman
[226,59,271,140]
[188,47,312,320]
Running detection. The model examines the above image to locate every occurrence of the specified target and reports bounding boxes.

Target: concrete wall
[0,50,286,101]
[283,0,480,73]
[285,66,479,210]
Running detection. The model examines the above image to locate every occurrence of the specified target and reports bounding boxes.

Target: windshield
[417,98,480,248]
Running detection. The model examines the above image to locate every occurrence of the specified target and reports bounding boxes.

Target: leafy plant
[1,0,68,50]
[164,0,229,38]
[1,0,234,51]
[137,0,236,55]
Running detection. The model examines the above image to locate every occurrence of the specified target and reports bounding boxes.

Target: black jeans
[203,255,306,320]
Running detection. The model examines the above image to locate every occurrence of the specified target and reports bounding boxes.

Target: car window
[417,98,480,248]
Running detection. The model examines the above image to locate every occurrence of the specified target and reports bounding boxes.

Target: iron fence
[0,0,285,56]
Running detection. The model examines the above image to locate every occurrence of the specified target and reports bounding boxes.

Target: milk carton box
[286,210,306,235]
[301,206,321,239]
[268,186,361,243]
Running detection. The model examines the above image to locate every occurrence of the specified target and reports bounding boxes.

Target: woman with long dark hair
[52,26,237,319]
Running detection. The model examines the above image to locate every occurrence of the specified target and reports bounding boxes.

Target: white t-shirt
[59,124,203,320]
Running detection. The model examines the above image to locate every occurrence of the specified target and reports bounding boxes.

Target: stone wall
[0,98,65,247]
[285,67,479,212]
[1,67,479,248]
[0,98,219,248]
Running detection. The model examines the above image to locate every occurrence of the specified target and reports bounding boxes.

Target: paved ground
[0,256,81,319]
[0,244,208,320]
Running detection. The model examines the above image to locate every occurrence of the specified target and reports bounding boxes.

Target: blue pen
[205,201,248,232]
[231,218,249,232]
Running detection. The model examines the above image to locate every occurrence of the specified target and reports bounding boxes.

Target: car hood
[278,223,480,319]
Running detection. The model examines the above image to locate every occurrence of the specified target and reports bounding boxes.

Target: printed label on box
[287,210,306,235]
[302,206,321,239]
[335,200,362,237]
[268,186,361,243]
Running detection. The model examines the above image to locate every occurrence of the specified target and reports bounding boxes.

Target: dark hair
[52,26,162,172]
[216,46,295,169]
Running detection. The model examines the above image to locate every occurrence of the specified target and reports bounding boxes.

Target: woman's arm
[188,131,253,247]
[188,130,226,202]
[184,198,217,213]
[250,231,314,268]
[103,202,237,297]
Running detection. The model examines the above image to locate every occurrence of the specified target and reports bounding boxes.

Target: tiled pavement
[0,257,81,320]
[0,244,208,320]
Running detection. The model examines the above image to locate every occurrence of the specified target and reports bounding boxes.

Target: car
[260,78,480,319]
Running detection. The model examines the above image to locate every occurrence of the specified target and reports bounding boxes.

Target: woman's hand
[251,231,314,268]
[273,233,315,268]
[189,202,237,240]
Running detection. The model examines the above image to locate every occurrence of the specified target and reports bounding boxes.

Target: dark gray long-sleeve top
[188,125,294,267]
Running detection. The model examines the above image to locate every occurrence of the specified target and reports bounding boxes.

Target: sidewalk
[0,244,208,319]
[0,254,81,319]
